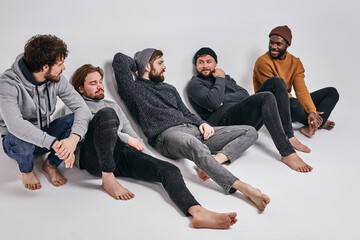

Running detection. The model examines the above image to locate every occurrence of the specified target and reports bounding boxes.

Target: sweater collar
[196,73,216,81]
[137,77,163,85]
[19,58,47,86]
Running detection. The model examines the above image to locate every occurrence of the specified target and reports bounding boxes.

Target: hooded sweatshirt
[0,54,92,149]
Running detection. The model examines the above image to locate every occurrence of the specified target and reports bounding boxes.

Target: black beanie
[193,47,217,65]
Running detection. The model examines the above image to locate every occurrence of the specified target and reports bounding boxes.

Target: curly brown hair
[23,34,68,72]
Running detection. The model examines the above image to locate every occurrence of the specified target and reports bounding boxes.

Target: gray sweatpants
[155,124,258,193]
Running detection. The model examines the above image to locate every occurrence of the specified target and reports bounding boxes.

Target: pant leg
[2,133,36,173]
[156,124,238,194]
[289,97,308,125]
[113,139,200,216]
[290,87,339,127]
[310,87,339,127]
[219,92,295,157]
[202,125,258,162]
[2,114,74,172]
[80,108,119,176]
[36,113,74,168]
[256,77,294,138]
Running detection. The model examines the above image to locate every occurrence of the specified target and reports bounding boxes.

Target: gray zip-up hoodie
[0,54,92,149]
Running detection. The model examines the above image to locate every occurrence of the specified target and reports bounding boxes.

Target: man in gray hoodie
[0,35,91,190]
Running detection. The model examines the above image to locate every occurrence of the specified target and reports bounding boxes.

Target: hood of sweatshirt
[0,54,58,132]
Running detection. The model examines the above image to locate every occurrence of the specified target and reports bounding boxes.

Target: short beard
[269,45,288,59]
[44,69,61,83]
[91,93,104,100]
[149,72,164,82]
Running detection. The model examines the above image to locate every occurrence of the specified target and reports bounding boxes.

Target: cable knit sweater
[253,51,317,114]
[112,52,205,147]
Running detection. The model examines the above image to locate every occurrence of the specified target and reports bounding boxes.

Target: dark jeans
[2,114,74,173]
[80,108,199,216]
[218,77,295,157]
[290,87,339,127]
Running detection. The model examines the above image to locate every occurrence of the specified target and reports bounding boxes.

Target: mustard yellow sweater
[253,51,316,114]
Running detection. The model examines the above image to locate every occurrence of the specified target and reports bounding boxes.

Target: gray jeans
[155,124,258,193]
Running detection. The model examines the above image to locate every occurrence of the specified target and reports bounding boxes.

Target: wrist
[69,133,80,142]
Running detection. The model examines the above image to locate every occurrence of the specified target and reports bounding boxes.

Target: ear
[78,85,84,94]
[144,63,151,73]
[42,64,49,72]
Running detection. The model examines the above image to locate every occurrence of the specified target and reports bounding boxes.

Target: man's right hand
[127,136,144,151]
[308,112,323,129]
[212,68,226,78]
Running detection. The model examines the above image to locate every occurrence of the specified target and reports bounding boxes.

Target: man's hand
[127,136,144,151]
[199,123,214,140]
[308,112,323,129]
[52,133,80,168]
[212,68,226,78]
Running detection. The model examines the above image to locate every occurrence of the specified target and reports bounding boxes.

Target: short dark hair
[149,50,163,65]
[71,64,104,94]
[23,34,68,72]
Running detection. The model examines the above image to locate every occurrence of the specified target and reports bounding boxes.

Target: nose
[62,64,66,71]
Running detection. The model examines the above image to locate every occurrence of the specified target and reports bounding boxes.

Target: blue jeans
[156,124,258,194]
[2,114,74,173]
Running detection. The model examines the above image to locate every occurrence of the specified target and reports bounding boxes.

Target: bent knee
[257,91,276,103]
[247,126,258,141]
[267,76,287,89]
[328,87,339,101]
[94,108,119,125]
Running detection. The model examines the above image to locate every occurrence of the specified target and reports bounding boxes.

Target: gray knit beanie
[134,48,156,77]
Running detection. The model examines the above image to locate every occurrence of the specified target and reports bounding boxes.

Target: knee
[258,91,276,103]
[3,135,35,156]
[328,87,339,102]
[268,76,286,87]
[247,126,258,142]
[94,108,119,126]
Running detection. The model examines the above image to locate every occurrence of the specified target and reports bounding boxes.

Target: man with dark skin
[253,25,339,137]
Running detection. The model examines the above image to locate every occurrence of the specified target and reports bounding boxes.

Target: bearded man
[0,34,91,190]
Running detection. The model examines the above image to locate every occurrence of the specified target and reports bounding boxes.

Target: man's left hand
[199,123,214,140]
[52,133,80,167]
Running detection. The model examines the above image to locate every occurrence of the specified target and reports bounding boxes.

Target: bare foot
[281,153,313,173]
[289,137,311,153]
[321,120,335,130]
[22,169,41,190]
[195,167,210,181]
[300,126,316,137]
[188,205,237,229]
[42,159,67,187]
[102,172,135,200]
[242,184,270,211]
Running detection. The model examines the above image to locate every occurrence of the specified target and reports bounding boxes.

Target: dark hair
[23,34,68,72]
[149,50,163,65]
[71,64,104,93]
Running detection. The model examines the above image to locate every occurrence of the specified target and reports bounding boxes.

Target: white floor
[0,93,358,240]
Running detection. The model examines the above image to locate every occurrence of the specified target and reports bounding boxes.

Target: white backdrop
[1,0,360,240]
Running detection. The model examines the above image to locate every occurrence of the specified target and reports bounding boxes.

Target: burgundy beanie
[269,25,292,46]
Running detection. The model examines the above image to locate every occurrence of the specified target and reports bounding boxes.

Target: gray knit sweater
[112,52,205,147]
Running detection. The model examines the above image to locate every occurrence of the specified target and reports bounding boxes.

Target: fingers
[199,124,205,134]
[64,153,75,168]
